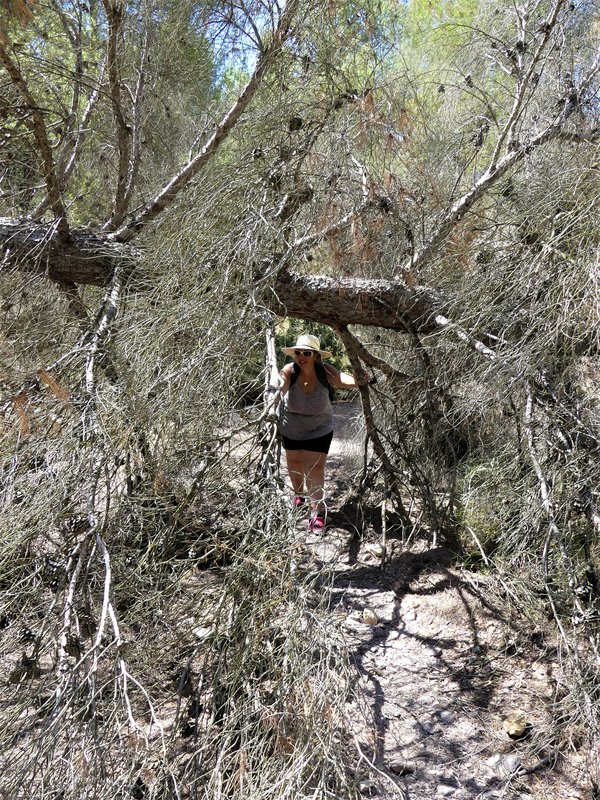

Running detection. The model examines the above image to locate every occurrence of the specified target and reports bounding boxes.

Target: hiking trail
[289,402,591,800]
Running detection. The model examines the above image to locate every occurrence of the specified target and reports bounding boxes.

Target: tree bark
[0,218,136,286]
[270,269,438,332]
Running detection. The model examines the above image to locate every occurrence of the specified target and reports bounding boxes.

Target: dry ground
[287,402,595,800]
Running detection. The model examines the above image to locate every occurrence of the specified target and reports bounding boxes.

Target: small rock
[531,663,547,679]
[437,785,456,797]
[423,766,444,780]
[358,779,378,795]
[436,709,455,724]
[388,759,415,776]
[362,608,379,625]
[421,721,436,734]
[502,710,530,739]
[501,754,522,776]
[485,754,502,771]
[404,610,417,621]
[366,543,385,558]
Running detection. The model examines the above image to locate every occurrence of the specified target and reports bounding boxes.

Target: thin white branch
[84,266,123,396]
[489,0,566,169]
[433,314,497,361]
[122,18,150,214]
[526,387,600,666]
[291,203,370,253]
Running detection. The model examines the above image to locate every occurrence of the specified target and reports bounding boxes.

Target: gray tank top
[281,380,333,440]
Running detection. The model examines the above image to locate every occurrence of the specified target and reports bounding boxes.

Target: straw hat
[282,334,332,359]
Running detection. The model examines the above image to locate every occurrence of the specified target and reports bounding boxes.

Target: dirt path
[292,403,592,800]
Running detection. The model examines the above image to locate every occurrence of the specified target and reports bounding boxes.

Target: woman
[279,334,369,531]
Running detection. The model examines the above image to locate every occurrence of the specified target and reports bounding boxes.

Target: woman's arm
[323,363,370,389]
[279,363,293,396]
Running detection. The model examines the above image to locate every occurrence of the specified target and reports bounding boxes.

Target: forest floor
[288,401,595,800]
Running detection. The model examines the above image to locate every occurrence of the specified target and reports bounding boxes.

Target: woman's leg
[303,451,327,515]
[284,449,306,497]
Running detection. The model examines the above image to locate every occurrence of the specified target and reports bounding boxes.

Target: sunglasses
[294,350,315,357]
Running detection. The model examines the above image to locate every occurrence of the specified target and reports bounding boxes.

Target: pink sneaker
[292,496,306,508]
[309,513,326,532]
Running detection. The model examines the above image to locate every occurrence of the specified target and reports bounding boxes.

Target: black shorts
[282,431,334,454]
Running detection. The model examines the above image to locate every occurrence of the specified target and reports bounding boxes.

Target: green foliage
[455,460,505,562]
[406,0,479,46]
[0,0,222,223]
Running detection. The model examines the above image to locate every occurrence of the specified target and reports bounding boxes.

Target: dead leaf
[361,91,375,116]
[38,370,70,403]
[1,0,35,24]
[12,393,30,435]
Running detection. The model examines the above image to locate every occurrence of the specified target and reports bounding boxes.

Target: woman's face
[294,348,317,367]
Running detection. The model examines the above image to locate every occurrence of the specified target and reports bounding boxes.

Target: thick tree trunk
[0,218,439,331]
[0,218,136,286]
[271,269,438,332]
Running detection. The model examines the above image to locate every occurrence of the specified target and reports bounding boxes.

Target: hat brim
[282,346,332,359]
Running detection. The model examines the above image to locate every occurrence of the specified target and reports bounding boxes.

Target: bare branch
[0,39,69,237]
[32,29,106,219]
[257,315,283,485]
[400,113,582,278]
[336,323,410,525]
[336,325,411,382]
[110,0,300,242]
[102,0,132,230]
[122,20,150,215]
[433,314,498,362]
[525,387,600,667]
[291,205,365,252]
